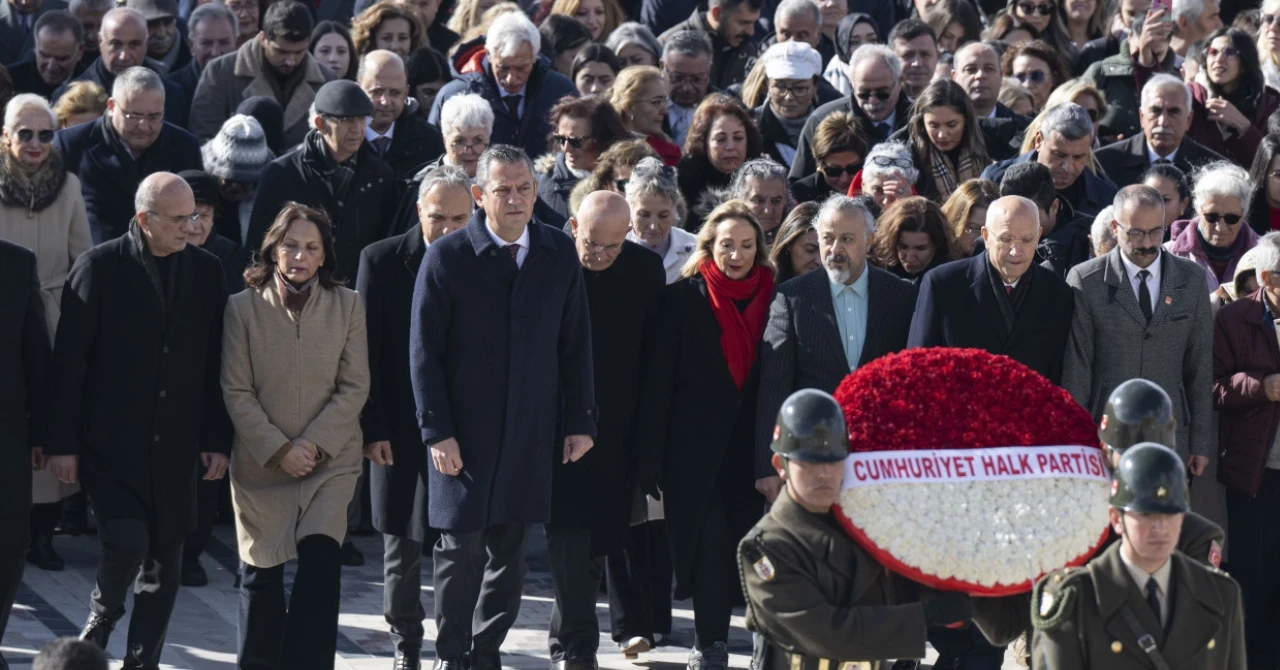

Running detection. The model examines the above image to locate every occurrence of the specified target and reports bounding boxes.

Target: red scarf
[700,260,774,390]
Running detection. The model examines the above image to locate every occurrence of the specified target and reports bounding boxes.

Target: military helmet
[1100,379,1176,455]
[771,389,849,463]
[1110,442,1189,515]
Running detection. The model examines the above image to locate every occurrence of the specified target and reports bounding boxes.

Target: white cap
[762,41,823,81]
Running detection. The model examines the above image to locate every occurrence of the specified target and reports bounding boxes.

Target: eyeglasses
[1117,225,1166,242]
[552,134,589,149]
[855,88,892,101]
[1202,212,1243,225]
[769,82,814,98]
[1264,13,1278,24]
[1013,70,1048,84]
[1206,46,1240,59]
[1083,107,1100,122]
[120,109,163,126]
[820,162,862,176]
[1269,170,1280,180]
[449,137,489,152]
[665,72,708,87]
[870,156,913,168]
[147,210,200,225]
[1016,2,1055,14]
[584,239,624,254]
[16,128,53,144]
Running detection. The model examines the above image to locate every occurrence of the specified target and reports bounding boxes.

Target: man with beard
[164,3,236,111]
[357,49,445,182]
[0,0,67,67]
[1095,74,1226,188]
[126,0,187,75]
[659,30,713,148]
[754,195,916,503]
[659,0,760,90]
[7,10,83,98]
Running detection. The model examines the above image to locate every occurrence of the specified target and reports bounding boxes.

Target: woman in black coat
[677,94,763,231]
[537,96,631,220]
[643,200,775,670]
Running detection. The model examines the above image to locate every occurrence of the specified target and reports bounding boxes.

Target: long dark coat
[54,117,204,244]
[46,224,230,545]
[357,229,436,543]
[0,241,50,550]
[536,152,577,223]
[551,242,665,556]
[409,212,596,533]
[380,108,446,183]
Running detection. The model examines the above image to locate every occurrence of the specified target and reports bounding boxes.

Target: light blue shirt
[831,268,869,371]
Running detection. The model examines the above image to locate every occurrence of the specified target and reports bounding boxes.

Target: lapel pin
[1165,296,1173,305]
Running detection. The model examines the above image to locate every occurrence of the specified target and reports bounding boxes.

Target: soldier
[737,389,973,670]
[1030,442,1245,669]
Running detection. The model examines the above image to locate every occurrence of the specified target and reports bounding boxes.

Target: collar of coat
[464,209,557,257]
[1086,541,1228,644]
[233,37,328,86]
[125,217,185,313]
[0,144,67,212]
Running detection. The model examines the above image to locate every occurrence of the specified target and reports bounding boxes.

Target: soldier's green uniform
[1029,443,1246,669]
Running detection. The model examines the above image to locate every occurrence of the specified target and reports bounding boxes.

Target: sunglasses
[16,129,54,144]
[1206,46,1240,59]
[820,162,862,177]
[855,88,892,101]
[1264,13,1278,24]
[1202,212,1243,225]
[1083,107,1100,122]
[615,178,628,191]
[552,134,589,149]
[1016,2,1055,14]
[1013,70,1048,84]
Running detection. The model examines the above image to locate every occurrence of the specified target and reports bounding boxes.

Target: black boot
[339,541,364,567]
[27,534,64,571]
[181,560,208,587]
[79,612,119,649]
[394,645,422,670]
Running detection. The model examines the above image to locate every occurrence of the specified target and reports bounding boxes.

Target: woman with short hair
[437,92,494,177]
[727,158,790,243]
[751,41,825,167]
[678,94,763,230]
[868,195,958,281]
[611,66,680,165]
[793,110,868,203]
[623,157,694,283]
[52,81,107,128]
[1165,162,1260,292]
[537,96,631,219]
[1000,39,1071,112]
[853,140,918,212]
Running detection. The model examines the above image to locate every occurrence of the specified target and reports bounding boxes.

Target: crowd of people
[1,0,1280,665]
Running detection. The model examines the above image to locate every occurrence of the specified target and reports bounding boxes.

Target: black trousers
[183,478,223,565]
[238,534,342,670]
[91,519,183,669]
[690,496,737,650]
[546,525,604,661]
[606,520,672,644]
[384,532,440,653]
[1228,468,1280,670]
[30,502,61,538]
[0,546,25,640]
[433,523,530,670]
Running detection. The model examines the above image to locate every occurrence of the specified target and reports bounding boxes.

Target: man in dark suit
[755,194,915,500]
[409,145,596,670]
[357,49,445,183]
[908,195,1075,383]
[6,9,82,98]
[1095,73,1227,188]
[0,240,51,670]
[951,42,1031,161]
[45,172,230,668]
[0,0,66,66]
[54,65,202,243]
[358,165,472,670]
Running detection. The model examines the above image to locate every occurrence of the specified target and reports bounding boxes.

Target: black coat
[677,152,733,231]
[983,103,1033,161]
[247,132,398,282]
[1094,134,1227,191]
[165,58,201,113]
[408,212,596,533]
[981,150,1118,219]
[6,58,60,98]
[0,241,49,549]
[790,171,833,203]
[47,225,230,545]
[0,0,66,66]
[379,108,446,183]
[755,103,805,167]
[551,242,666,556]
[202,233,247,294]
[357,229,436,543]
[54,117,204,244]
[907,252,1075,384]
[53,57,190,129]
[536,153,578,222]
[790,93,913,183]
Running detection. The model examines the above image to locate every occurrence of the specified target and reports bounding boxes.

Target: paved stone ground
[1,527,1021,669]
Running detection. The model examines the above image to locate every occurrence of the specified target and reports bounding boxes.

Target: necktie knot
[504,243,520,261]
[372,135,391,156]
[1004,284,1013,295]
[1138,269,1151,280]
[1154,158,1172,165]
[1137,269,1154,322]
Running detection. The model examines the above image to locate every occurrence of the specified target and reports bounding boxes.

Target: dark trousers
[433,523,530,669]
[384,534,426,652]
[30,502,60,538]
[606,520,673,644]
[238,534,342,670]
[1227,468,1280,670]
[690,496,737,650]
[183,478,222,566]
[91,519,183,669]
[0,546,25,640]
[546,525,604,661]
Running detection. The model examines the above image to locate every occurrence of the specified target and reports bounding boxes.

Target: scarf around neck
[929,146,983,200]
[276,267,318,314]
[699,259,774,390]
[0,146,67,212]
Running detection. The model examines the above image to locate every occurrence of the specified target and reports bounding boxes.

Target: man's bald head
[982,195,1042,284]
[357,49,405,82]
[102,7,146,34]
[359,49,408,133]
[951,41,1001,116]
[135,171,197,257]
[101,7,147,74]
[572,191,631,271]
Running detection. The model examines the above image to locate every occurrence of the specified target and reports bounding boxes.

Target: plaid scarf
[929,147,983,200]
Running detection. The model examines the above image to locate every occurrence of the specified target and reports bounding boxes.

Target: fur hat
[201,114,275,183]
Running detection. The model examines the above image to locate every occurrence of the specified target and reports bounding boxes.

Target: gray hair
[776,0,821,28]
[1141,73,1192,110]
[815,193,875,234]
[486,12,540,59]
[111,66,165,101]
[862,140,918,185]
[1192,161,1253,215]
[1254,231,1280,279]
[134,171,184,214]
[605,22,661,60]
[624,157,687,226]
[730,158,788,198]
[4,94,56,130]
[475,144,535,189]
[69,0,113,14]
[1113,183,1167,218]
[1040,102,1094,143]
[418,164,474,203]
[189,2,239,38]
[849,43,902,82]
[661,29,713,62]
[356,49,404,84]
[1091,205,1117,256]
[441,93,494,137]
[1173,0,1207,23]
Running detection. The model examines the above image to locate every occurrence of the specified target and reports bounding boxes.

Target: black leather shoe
[181,561,208,587]
[79,612,119,649]
[339,541,365,566]
[394,647,421,670]
[550,658,598,670]
[432,658,465,670]
[26,535,64,571]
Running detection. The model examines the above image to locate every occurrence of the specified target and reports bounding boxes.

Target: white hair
[1173,0,1207,23]
[776,0,821,28]
[862,140,918,185]
[1091,205,1117,256]
[849,43,902,82]
[1040,102,1094,142]
[4,94,56,130]
[1192,161,1253,215]
[111,66,165,102]
[1255,231,1280,279]
[816,193,875,234]
[485,12,540,59]
[441,93,494,137]
[417,164,474,203]
[1141,73,1193,110]
[189,3,239,38]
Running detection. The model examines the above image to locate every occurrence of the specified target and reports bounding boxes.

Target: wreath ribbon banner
[841,445,1110,489]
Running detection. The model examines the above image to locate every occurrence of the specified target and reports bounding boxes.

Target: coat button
[1208,639,1216,650]
[489,250,496,256]
[427,410,435,418]
[163,346,169,354]
[159,390,166,398]
[1111,641,1122,653]
[153,435,160,443]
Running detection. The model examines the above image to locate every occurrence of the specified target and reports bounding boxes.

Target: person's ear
[1033,130,1043,151]
[771,452,786,479]
[979,224,990,244]
[568,216,579,236]
[470,183,483,204]
[709,4,722,25]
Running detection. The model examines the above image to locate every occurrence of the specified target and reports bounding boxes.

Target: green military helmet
[771,389,849,463]
[1100,379,1176,456]
[1110,442,1189,515]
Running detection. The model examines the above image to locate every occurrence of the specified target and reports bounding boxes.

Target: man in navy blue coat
[907,195,1075,384]
[409,144,596,670]
[55,65,202,243]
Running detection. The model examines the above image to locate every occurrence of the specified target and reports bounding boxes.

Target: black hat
[1100,379,1175,457]
[771,389,849,463]
[127,0,177,20]
[179,169,221,210]
[1110,442,1189,515]
[314,80,372,118]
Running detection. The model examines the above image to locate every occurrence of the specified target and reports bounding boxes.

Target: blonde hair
[679,199,776,279]
[610,65,664,129]
[1019,78,1106,171]
[740,57,768,109]
[548,0,623,40]
[52,81,108,128]
[940,178,999,244]
[446,0,489,37]
[459,2,521,42]
[351,0,425,57]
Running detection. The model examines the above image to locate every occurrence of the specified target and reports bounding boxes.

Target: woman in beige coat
[221,203,369,670]
[0,93,91,572]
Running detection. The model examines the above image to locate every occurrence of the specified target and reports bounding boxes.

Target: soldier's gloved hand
[922,591,973,628]
[636,459,663,501]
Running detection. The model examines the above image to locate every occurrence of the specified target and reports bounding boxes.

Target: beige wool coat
[221,281,370,567]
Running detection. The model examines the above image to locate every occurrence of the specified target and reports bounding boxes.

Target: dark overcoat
[53,57,190,128]
[981,149,1118,219]
[45,225,230,545]
[551,242,665,556]
[409,212,596,533]
[1094,134,1226,191]
[380,108,446,183]
[54,117,203,244]
[0,241,50,550]
[536,152,577,223]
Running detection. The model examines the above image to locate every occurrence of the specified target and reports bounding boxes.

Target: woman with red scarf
[638,200,775,670]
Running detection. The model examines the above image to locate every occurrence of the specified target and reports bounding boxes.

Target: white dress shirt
[1121,250,1163,315]
[365,122,396,143]
[486,222,531,268]
[1120,549,1173,625]
[1146,142,1178,165]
